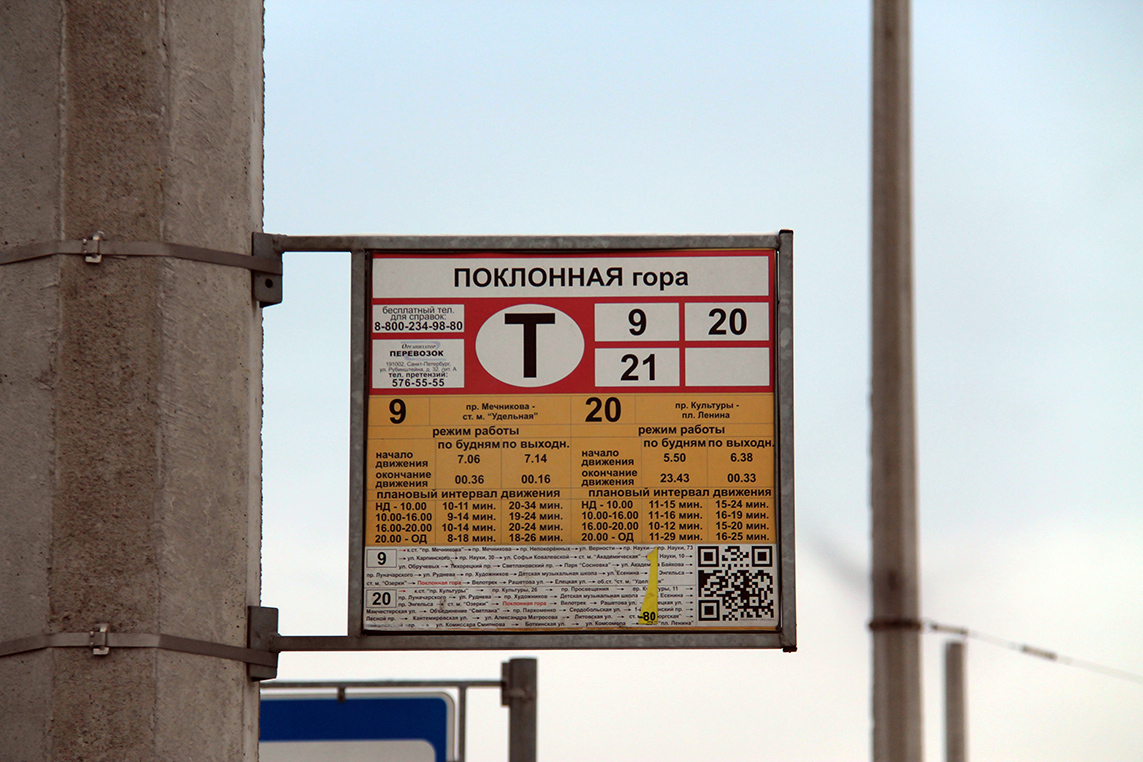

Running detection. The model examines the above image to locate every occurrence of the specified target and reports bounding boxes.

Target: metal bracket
[500,658,537,706]
[251,232,284,307]
[500,686,535,703]
[247,605,280,681]
[91,623,110,656]
[82,232,105,264]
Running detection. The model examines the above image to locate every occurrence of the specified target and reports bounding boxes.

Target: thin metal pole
[945,641,966,762]
[871,0,923,761]
[502,658,538,762]
[458,685,468,762]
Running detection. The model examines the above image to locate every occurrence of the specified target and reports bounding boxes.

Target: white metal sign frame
[345,234,794,650]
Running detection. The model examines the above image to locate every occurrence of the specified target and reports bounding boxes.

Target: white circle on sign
[476,304,584,387]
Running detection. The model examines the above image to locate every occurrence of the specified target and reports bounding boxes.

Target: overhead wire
[924,619,1143,687]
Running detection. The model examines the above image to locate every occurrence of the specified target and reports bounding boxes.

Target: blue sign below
[261,693,453,762]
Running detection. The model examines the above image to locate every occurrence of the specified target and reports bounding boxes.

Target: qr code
[697,545,776,622]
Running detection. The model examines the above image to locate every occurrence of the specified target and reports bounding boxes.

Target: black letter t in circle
[504,312,556,378]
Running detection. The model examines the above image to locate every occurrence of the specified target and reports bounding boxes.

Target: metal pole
[871,0,923,761]
[502,658,538,762]
[458,685,469,762]
[945,641,966,762]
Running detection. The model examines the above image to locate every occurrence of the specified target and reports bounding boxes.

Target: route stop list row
[360,245,790,635]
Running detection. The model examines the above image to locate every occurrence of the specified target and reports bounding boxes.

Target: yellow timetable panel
[366,393,776,546]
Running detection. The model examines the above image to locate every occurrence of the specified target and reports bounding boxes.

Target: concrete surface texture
[0,1,264,759]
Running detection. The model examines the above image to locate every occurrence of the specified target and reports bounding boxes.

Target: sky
[258,2,1143,760]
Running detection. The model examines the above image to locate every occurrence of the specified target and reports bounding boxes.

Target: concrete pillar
[871,0,923,760]
[0,1,264,760]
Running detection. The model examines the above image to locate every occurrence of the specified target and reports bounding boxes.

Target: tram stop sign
[348,235,795,650]
[260,692,454,762]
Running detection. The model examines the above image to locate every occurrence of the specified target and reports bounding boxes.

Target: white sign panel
[356,242,793,646]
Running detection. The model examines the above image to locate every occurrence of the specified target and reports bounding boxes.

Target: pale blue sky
[261,3,1143,760]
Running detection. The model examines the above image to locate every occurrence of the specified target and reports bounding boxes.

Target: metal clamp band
[0,628,277,668]
[868,618,924,632]
[0,238,284,307]
[0,239,281,273]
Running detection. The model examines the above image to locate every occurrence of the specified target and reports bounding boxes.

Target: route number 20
[708,307,747,335]
[585,396,622,422]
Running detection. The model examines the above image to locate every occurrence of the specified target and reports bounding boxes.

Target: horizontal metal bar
[2,625,786,660]
[271,631,785,651]
[256,233,783,254]
[154,633,278,667]
[0,240,281,274]
[261,680,502,690]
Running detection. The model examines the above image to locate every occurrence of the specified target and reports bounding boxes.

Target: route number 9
[628,308,647,336]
